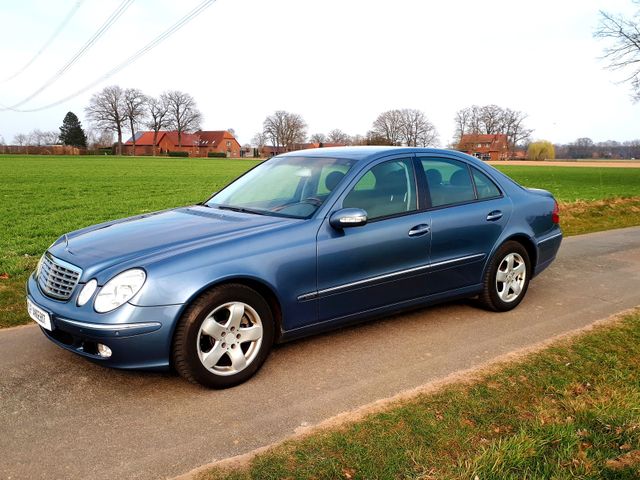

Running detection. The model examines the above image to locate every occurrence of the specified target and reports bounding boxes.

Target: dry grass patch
[560,197,640,236]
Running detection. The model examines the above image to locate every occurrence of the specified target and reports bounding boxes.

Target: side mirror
[329,208,368,229]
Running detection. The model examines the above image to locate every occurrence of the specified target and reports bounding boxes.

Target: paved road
[2,227,640,480]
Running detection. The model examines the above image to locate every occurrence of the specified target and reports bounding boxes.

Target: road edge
[170,305,640,480]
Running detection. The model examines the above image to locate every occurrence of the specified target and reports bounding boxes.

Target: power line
[1,0,134,110]
[4,0,217,113]
[1,0,86,83]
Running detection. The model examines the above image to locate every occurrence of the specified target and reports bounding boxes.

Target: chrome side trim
[537,231,563,245]
[297,253,486,301]
[58,318,161,331]
[429,253,485,269]
[297,292,319,301]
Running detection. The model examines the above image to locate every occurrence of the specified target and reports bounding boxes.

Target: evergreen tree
[59,111,87,148]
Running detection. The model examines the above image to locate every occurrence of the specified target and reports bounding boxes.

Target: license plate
[27,298,52,331]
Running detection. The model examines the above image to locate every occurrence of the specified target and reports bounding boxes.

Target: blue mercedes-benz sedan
[26,147,562,388]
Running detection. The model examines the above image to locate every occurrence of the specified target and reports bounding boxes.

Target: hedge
[168,151,190,157]
[207,152,228,158]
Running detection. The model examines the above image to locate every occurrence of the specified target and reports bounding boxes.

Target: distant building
[195,130,241,157]
[457,134,509,161]
[260,142,347,157]
[123,130,241,157]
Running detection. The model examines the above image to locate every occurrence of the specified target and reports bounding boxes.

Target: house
[122,131,162,156]
[157,131,201,156]
[122,130,241,157]
[260,142,347,157]
[457,134,509,161]
[195,130,241,157]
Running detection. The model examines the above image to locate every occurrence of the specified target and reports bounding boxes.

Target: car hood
[48,206,295,280]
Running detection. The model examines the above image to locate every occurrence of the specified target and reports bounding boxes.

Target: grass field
[493,165,640,202]
[200,309,640,480]
[1,154,640,328]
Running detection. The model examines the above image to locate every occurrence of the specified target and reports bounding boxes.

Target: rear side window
[472,168,501,199]
[420,158,475,207]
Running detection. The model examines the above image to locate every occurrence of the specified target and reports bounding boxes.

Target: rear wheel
[479,241,531,312]
[172,284,274,388]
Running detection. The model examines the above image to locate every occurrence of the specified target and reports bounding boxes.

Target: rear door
[418,156,512,294]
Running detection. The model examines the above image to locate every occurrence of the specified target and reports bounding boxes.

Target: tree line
[252,108,439,152]
[5,85,204,155]
[85,86,202,155]
[7,81,639,160]
[554,138,640,160]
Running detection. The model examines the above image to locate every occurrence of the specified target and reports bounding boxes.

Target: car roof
[278,146,473,163]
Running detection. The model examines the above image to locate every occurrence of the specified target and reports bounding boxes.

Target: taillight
[552,200,560,224]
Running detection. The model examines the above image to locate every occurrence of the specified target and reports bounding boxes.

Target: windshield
[206,156,358,219]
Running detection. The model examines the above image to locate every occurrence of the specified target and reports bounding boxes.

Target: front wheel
[172,284,274,388]
[479,241,531,312]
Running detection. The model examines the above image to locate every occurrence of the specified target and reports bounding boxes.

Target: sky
[0,0,639,146]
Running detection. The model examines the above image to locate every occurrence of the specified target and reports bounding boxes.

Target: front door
[316,156,432,322]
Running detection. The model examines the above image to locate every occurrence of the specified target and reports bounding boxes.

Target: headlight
[94,269,146,313]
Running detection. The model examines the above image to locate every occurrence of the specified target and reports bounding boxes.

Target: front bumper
[26,274,183,370]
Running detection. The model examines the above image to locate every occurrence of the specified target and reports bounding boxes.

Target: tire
[479,241,531,312]
[172,284,275,388]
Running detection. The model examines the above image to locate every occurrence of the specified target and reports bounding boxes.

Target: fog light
[77,279,98,306]
[97,343,112,358]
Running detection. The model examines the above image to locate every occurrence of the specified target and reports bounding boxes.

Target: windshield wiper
[216,204,268,216]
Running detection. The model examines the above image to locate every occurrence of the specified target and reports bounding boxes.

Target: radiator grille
[38,254,81,300]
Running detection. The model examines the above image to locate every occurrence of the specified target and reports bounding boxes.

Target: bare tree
[453,107,473,144]
[350,134,366,146]
[502,108,532,153]
[40,130,59,145]
[86,129,114,149]
[398,109,438,147]
[0,134,5,145]
[453,104,531,152]
[595,6,640,99]
[366,130,389,145]
[13,133,28,146]
[145,95,170,156]
[371,110,404,145]
[309,133,326,143]
[327,128,351,144]
[26,129,43,146]
[123,88,147,156]
[251,131,267,148]
[164,90,202,147]
[262,110,307,151]
[85,85,127,155]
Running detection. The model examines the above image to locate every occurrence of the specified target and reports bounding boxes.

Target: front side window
[420,158,475,207]
[207,156,357,218]
[343,158,417,220]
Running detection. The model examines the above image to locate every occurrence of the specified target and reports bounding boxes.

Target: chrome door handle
[408,224,430,237]
[486,210,503,221]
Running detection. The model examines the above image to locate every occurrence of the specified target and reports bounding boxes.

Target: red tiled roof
[196,130,235,146]
[460,134,507,143]
[124,131,164,146]
[162,131,200,147]
[459,134,508,152]
[125,130,239,147]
